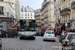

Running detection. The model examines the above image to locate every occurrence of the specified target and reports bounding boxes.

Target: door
[0,26,3,30]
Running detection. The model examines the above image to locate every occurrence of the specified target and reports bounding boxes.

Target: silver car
[59,31,66,43]
[62,37,75,50]
[68,37,75,50]
[62,32,75,50]
[43,31,56,42]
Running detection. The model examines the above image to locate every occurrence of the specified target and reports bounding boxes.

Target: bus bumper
[19,34,36,38]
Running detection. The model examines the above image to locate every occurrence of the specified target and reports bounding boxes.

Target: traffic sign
[0,19,2,22]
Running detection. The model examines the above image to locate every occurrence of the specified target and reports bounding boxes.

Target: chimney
[22,5,24,7]
[27,6,29,8]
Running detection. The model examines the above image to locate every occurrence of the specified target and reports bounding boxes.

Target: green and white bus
[18,19,36,39]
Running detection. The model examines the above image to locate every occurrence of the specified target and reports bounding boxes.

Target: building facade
[54,0,61,25]
[40,7,44,29]
[70,0,75,29]
[60,0,71,30]
[15,0,21,21]
[35,9,41,29]
[0,0,15,30]
[34,9,41,29]
[21,6,34,19]
[42,0,56,29]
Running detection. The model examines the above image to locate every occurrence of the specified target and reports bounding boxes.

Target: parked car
[62,37,75,50]
[59,31,66,43]
[62,32,75,50]
[68,37,75,50]
[43,31,56,42]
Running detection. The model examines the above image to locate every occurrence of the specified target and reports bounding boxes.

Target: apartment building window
[31,17,32,18]
[25,13,27,16]
[0,0,3,1]
[22,13,23,16]
[28,13,29,16]
[54,0,56,2]
[21,8,23,12]
[22,17,23,18]
[64,16,65,22]
[31,13,32,16]
[64,0,65,2]
[69,15,70,21]
[66,15,67,22]
[25,17,27,18]
[0,7,3,14]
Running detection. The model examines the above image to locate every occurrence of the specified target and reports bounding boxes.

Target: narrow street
[1,36,61,50]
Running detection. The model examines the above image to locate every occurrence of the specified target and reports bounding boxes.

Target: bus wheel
[20,37,23,39]
[33,37,35,40]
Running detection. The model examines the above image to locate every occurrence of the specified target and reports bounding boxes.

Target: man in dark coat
[0,29,2,38]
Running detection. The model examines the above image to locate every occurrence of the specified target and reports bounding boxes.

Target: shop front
[0,17,11,30]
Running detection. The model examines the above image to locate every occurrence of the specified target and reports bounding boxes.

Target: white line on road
[59,42,61,50]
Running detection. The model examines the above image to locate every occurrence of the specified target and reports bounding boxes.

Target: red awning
[46,29,48,31]
[57,24,63,28]
[50,28,55,30]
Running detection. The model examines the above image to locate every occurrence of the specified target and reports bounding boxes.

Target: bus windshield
[19,20,36,31]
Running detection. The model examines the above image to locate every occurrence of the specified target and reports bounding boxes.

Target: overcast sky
[21,0,43,9]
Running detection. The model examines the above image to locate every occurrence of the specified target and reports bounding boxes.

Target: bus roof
[20,19,35,20]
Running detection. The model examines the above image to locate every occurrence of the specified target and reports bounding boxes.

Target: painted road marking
[59,43,61,50]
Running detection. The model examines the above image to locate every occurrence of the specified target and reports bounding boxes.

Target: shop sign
[67,23,70,26]
[11,18,14,23]
[65,23,67,26]
[70,21,72,23]
[7,12,9,17]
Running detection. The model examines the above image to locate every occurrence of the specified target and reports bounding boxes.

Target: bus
[18,19,36,40]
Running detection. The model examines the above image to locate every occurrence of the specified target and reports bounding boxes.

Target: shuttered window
[0,7,3,14]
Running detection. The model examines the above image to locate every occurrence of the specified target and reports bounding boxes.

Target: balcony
[35,15,40,17]
[0,0,3,1]
[43,1,50,7]
[60,8,70,16]
[71,1,75,9]
[44,13,48,18]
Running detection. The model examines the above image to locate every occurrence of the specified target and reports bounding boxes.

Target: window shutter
[4,7,6,15]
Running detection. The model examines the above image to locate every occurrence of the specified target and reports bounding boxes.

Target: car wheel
[62,46,65,50]
[43,39,45,41]
[53,40,55,42]
[20,37,23,39]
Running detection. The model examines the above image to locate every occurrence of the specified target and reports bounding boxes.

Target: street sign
[7,12,9,17]
[0,19,2,22]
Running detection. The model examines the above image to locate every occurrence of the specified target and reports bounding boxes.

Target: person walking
[0,28,2,38]
[4,30,7,38]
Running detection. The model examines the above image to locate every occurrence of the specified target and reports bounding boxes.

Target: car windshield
[70,39,75,46]
[19,20,36,31]
[46,31,54,34]
[72,39,75,43]
[68,34,75,40]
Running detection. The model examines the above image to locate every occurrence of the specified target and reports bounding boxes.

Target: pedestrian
[0,28,2,38]
[1,29,4,38]
[4,30,7,38]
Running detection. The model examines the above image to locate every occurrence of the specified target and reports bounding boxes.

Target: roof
[21,7,34,12]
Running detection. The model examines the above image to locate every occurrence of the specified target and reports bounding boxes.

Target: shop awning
[50,28,55,30]
[57,24,63,28]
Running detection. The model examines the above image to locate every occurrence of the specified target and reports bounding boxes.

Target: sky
[21,0,43,9]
